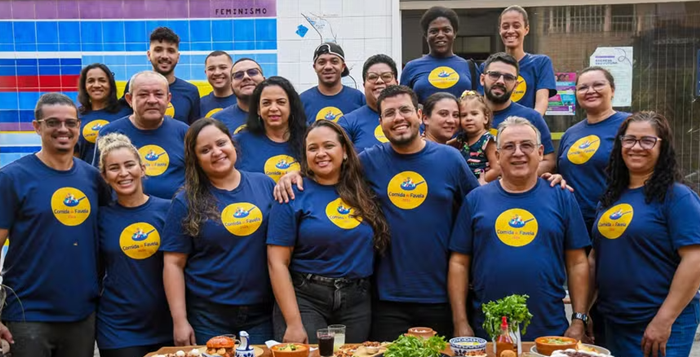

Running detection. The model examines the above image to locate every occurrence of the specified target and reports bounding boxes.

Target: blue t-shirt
[593,184,700,325]
[299,86,365,124]
[481,54,556,110]
[267,178,375,279]
[211,103,249,135]
[233,131,301,183]
[337,105,388,153]
[490,102,555,155]
[359,141,479,303]
[449,179,590,340]
[558,112,630,225]
[77,105,133,164]
[160,172,275,306]
[124,77,201,124]
[200,92,237,119]
[98,117,188,200]
[0,155,110,322]
[400,54,482,103]
[97,196,172,349]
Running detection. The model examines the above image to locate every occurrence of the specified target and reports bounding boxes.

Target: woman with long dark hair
[76,63,132,163]
[234,76,307,182]
[161,118,276,346]
[267,120,390,343]
[591,112,700,357]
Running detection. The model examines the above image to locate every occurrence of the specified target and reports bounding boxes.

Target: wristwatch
[572,312,589,326]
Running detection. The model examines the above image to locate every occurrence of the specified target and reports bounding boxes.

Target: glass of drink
[328,324,346,352]
[317,328,335,357]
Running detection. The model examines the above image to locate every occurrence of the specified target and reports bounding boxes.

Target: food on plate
[449,336,487,357]
[279,344,301,351]
[207,335,236,357]
[385,334,446,357]
[362,342,381,347]
[334,345,358,357]
[535,336,577,356]
[153,349,203,357]
[576,342,598,353]
[551,349,613,357]
[271,343,310,357]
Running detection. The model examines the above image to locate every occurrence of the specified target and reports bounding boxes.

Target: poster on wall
[546,72,576,116]
[589,47,633,107]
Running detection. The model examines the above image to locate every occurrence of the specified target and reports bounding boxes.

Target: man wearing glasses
[0,93,110,356]
[338,54,398,153]
[481,52,556,174]
[212,58,266,134]
[448,116,591,342]
[200,51,237,118]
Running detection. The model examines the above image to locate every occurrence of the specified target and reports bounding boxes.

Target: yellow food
[457,342,481,346]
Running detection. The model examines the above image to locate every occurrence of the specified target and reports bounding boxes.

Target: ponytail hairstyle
[97,132,143,175]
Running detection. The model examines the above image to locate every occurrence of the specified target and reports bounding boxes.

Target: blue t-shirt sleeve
[266,199,299,247]
[533,114,555,154]
[537,56,557,97]
[449,199,475,255]
[563,191,591,250]
[399,63,414,87]
[0,172,18,230]
[160,198,194,254]
[666,188,700,251]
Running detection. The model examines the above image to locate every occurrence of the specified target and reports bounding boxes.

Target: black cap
[313,42,350,77]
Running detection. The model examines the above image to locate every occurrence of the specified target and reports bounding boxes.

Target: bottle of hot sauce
[495,316,517,357]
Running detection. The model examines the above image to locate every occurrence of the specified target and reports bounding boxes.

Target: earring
[343,155,347,161]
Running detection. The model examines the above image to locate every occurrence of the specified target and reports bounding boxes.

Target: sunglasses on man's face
[232,68,261,81]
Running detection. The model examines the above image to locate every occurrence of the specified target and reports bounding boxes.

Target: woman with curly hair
[591,111,700,357]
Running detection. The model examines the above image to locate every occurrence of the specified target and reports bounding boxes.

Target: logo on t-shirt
[51,187,91,226]
[316,107,344,122]
[326,197,362,229]
[234,124,247,134]
[120,222,160,259]
[567,135,601,165]
[510,76,527,103]
[165,103,175,117]
[387,171,428,209]
[139,145,170,176]
[205,108,224,118]
[597,203,634,239]
[374,125,389,143]
[221,202,263,236]
[264,155,301,183]
[82,119,109,144]
[494,208,538,247]
[428,66,460,89]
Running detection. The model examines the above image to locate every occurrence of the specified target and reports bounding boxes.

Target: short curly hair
[420,6,459,35]
[150,27,180,46]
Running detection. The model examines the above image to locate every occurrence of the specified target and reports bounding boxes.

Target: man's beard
[485,84,512,105]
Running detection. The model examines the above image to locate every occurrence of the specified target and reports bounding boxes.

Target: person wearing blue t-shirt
[122,27,201,124]
[448,116,591,342]
[94,133,172,357]
[161,118,276,346]
[76,63,133,164]
[481,52,555,174]
[275,85,480,341]
[400,6,481,103]
[300,43,365,124]
[268,121,390,344]
[592,112,700,357]
[0,93,111,357]
[338,54,398,153]
[199,51,237,118]
[98,71,188,200]
[212,58,267,135]
[234,76,307,183]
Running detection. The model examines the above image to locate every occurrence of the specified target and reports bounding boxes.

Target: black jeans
[99,343,169,357]
[273,272,372,343]
[370,300,452,342]
[5,313,95,357]
[187,294,274,345]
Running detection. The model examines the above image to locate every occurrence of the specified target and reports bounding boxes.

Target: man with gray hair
[0,93,110,356]
[97,70,188,199]
[447,116,592,342]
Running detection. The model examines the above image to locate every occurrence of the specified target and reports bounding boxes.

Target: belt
[293,272,368,288]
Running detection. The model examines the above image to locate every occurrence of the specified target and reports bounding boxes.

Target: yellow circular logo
[50,187,91,226]
[374,124,389,143]
[428,66,460,89]
[138,145,170,176]
[234,124,247,134]
[325,198,362,229]
[221,202,263,236]
[82,119,109,144]
[567,135,601,165]
[263,155,300,183]
[597,204,634,239]
[165,103,175,117]
[119,222,160,259]
[315,106,344,122]
[494,209,538,247]
[387,171,428,210]
[205,108,224,118]
[510,75,527,102]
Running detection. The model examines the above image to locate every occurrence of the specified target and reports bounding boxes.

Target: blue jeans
[187,294,274,345]
[604,300,700,357]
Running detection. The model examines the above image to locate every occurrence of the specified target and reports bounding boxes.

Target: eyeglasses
[620,135,661,150]
[232,68,261,80]
[498,141,537,154]
[485,71,518,84]
[381,106,416,120]
[37,118,80,129]
[576,82,608,93]
[366,72,395,83]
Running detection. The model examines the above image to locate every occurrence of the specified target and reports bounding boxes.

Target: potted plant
[482,294,533,356]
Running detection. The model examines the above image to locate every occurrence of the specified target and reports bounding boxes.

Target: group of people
[0,5,698,357]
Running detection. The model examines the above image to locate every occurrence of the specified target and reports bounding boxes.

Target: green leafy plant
[384,335,447,357]
[482,294,533,340]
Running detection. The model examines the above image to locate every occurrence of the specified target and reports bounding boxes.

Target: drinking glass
[328,324,346,352]
[317,328,335,357]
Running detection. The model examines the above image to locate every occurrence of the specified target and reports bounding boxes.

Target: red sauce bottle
[495,316,517,357]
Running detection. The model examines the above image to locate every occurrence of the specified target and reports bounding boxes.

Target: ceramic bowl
[449,337,488,356]
[534,336,578,356]
[270,344,310,357]
[406,327,436,339]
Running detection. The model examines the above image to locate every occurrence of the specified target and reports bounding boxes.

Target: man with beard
[0,93,110,357]
[211,58,266,134]
[300,42,365,124]
[338,54,398,153]
[200,51,236,118]
[481,52,555,174]
[123,27,201,125]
